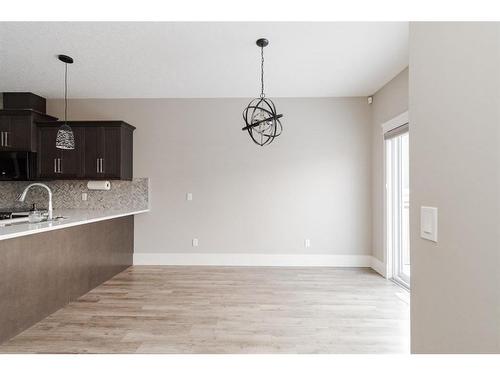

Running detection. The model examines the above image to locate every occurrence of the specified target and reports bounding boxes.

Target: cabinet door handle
[54,158,62,173]
[96,158,100,173]
[100,158,104,173]
[0,131,7,147]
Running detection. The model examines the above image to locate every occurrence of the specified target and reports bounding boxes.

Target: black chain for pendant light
[260,45,265,98]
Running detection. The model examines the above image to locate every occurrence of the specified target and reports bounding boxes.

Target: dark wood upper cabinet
[83,126,100,179]
[60,127,85,178]
[0,110,57,152]
[36,121,135,180]
[37,126,84,179]
[102,127,122,178]
[37,127,60,179]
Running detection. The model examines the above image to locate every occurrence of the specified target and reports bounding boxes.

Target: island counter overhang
[0,209,148,344]
[0,208,149,241]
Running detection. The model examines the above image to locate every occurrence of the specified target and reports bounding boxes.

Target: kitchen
[0,91,149,343]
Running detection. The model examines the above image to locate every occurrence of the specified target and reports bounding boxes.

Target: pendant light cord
[260,46,265,98]
[64,62,68,124]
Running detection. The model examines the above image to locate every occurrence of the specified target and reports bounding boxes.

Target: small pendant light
[56,54,75,150]
[242,38,283,146]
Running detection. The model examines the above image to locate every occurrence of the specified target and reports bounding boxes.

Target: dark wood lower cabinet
[0,216,134,344]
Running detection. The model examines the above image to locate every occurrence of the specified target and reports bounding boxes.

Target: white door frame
[382,111,409,280]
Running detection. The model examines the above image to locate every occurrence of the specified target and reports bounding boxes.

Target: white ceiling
[0,22,408,98]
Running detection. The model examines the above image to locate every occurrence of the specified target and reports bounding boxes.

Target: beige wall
[48,98,372,258]
[410,22,500,353]
[371,68,409,262]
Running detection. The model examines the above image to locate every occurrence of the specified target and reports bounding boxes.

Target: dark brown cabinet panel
[37,127,60,178]
[36,121,135,180]
[37,126,84,179]
[83,127,101,179]
[60,127,84,178]
[83,126,127,179]
[0,110,57,152]
[0,116,10,150]
[102,127,121,178]
[0,114,32,151]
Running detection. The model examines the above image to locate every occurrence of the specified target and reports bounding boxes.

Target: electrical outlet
[304,239,311,248]
[186,193,193,201]
[192,238,199,247]
[81,193,88,201]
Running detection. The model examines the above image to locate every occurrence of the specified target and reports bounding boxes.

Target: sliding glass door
[385,128,410,289]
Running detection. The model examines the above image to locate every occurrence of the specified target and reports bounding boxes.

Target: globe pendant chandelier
[242,38,283,146]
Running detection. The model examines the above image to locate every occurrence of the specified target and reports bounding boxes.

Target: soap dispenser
[28,203,43,223]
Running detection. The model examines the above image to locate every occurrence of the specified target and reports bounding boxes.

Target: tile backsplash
[0,178,149,211]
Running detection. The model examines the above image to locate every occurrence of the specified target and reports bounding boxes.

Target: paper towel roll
[87,180,111,191]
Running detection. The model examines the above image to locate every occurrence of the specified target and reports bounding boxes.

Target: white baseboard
[133,253,375,268]
[371,256,386,277]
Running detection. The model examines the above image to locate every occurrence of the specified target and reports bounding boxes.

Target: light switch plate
[420,206,438,242]
[186,193,193,201]
[192,238,199,247]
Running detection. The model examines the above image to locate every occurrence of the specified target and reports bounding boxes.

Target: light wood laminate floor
[0,266,409,354]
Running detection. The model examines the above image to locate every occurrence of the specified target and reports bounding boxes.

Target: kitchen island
[0,208,148,344]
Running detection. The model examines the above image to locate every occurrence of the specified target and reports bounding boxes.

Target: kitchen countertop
[0,208,149,241]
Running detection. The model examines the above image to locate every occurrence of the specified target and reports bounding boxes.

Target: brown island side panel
[0,216,134,343]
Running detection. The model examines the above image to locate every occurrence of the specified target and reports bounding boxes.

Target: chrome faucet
[17,183,53,221]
